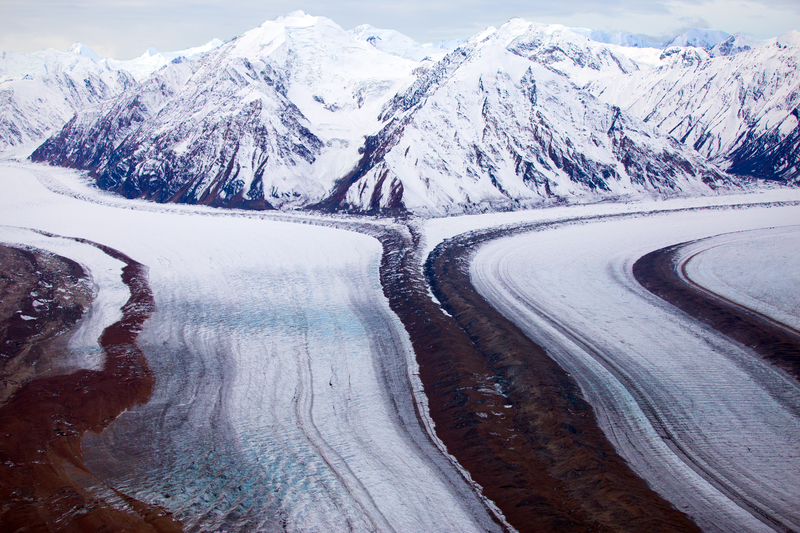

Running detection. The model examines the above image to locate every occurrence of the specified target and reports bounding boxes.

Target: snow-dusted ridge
[348,24,460,62]
[323,25,736,215]
[586,31,800,184]
[0,37,222,153]
[4,11,799,215]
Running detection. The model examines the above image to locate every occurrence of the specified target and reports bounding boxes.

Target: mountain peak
[775,29,800,48]
[68,42,104,61]
[274,10,318,27]
[570,28,657,48]
[664,28,731,49]
[348,24,448,61]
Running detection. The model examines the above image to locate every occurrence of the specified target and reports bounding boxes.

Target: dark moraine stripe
[633,240,800,382]
[376,224,699,533]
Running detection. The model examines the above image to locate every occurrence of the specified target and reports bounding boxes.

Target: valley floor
[1,161,799,532]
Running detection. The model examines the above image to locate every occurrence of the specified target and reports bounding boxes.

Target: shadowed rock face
[30,57,324,212]
[727,110,800,185]
[0,241,182,532]
[376,226,699,532]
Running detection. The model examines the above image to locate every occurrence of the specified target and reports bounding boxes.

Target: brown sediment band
[0,245,91,404]
[377,226,698,533]
[0,238,181,532]
[633,242,800,382]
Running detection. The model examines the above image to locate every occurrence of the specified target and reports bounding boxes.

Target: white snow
[0,37,223,155]
[348,24,450,62]
[466,204,800,532]
[230,12,419,184]
[664,28,731,49]
[0,162,502,532]
[585,32,800,163]
[420,187,800,259]
[102,38,223,81]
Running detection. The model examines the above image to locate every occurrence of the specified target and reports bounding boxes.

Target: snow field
[420,187,800,259]
[0,163,500,532]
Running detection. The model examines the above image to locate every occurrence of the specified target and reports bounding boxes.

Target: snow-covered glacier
[2,163,800,532]
[679,226,800,331]
[0,163,504,532]
[468,206,800,532]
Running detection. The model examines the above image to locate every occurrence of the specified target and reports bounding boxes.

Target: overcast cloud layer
[2,0,800,59]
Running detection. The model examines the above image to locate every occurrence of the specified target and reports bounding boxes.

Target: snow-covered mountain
[348,25,458,62]
[0,39,221,154]
[315,28,727,215]
[0,48,134,153]
[569,28,657,49]
[32,12,419,209]
[710,33,761,57]
[663,28,731,50]
[16,12,800,214]
[99,39,224,81]
[469,19,800,185]
[586,31,800,183]
[30,13,734,214]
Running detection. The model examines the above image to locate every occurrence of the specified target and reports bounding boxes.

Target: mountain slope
[348,25,453,62]
[315,32,728,215]
[31,12,419,209]
[472,20,800,184]
[30,56,325,209]
[26,14,798,214]
[0,49,135,152]
[0,40,222,155]
[587,33,800,182]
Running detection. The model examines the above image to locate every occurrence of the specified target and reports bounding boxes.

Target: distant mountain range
[2,11,797,215]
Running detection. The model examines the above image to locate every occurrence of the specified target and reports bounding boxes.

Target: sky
[2,0,800,59]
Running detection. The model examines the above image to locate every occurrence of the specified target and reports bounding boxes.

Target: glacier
[2,10,800,533]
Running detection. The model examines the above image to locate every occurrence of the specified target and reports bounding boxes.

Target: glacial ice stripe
[0,162,501,532]
[469,207,800,533]
[680,225,800,332]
